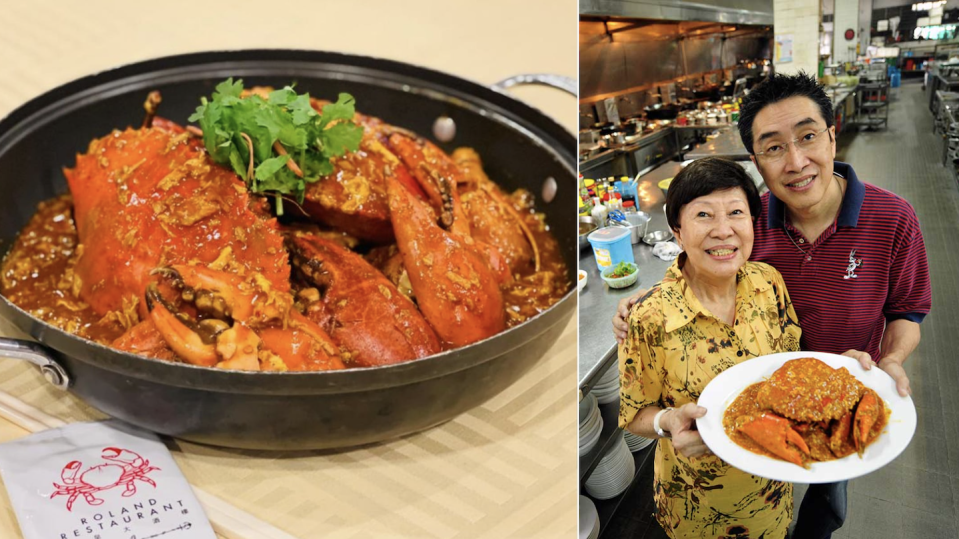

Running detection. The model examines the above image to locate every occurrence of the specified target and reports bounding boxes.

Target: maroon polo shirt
[751,162,931,361]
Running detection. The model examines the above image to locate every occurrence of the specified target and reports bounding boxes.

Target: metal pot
[622,118,645,134]
[0,50,576,450]
[579,215,598,250]
[609,211,649,244]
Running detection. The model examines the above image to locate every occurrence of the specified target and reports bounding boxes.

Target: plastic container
[619,178,638,201]
[587,226,634,271]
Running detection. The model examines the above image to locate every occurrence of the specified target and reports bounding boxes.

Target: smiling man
[739,72,931,538]
[612,72,931,539]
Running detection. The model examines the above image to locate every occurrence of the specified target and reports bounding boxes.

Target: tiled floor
[593,80,959,538]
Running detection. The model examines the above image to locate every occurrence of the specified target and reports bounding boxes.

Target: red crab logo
[50,447,161,511]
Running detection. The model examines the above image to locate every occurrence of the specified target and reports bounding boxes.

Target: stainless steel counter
[829,87,855,110]
[579,128,674,169]
[683,126,749,160]
[577,163,677,391]
[929,73,959,112]
[577,160,767,389]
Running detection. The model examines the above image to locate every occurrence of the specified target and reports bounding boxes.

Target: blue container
[619,178,638,201]
[587,227,634,272]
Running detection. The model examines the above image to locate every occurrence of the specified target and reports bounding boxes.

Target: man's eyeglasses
[753,127,831,162]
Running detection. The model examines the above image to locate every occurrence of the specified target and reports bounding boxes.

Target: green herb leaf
[610,261,636,278]
[256,155,290,181]
[189,78,364,208]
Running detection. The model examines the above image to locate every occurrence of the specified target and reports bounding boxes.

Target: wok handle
[491,74,577,97]
[0,338,70,390]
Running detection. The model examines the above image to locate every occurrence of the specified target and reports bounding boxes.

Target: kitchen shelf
[580,400,624,484]
[855,83,890,130]
[580,397,659,538]
[593,443,656,538]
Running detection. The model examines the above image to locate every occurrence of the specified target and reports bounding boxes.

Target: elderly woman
[619,157,802,539]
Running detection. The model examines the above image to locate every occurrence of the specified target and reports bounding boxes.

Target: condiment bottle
[591,200,608,226]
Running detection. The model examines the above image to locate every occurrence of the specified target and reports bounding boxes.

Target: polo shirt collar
[661,257,772,333]
[766,160,865,229]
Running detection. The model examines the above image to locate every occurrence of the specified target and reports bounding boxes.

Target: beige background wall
[774,0,822,76]
[0,1,577,133]
[834,0,861,63]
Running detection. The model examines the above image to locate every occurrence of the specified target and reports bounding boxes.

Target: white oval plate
[696,351,916,483]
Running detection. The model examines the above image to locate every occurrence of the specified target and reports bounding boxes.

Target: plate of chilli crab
[696,351,917,483]
[0,50,576,450]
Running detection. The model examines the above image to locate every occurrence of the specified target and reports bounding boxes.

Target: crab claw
[853,388,882,455]
[145,265,343,371]
[738,413,811,467]
[829,410,854,457]
[61,461,82,484]
[385,165,505,347]
[150,265,270,322]
[145,283,218,367]
[386,132,513,285]
[287,231,441,366]
[102,447,144,466]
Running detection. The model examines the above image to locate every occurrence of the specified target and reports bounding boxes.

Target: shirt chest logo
[843,249,863,279]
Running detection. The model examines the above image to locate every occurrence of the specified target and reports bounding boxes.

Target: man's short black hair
[737,71,834,154]
[665,157,762,231]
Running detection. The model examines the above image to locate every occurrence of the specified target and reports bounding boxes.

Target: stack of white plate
[591,363,620,405]
[579,495,600,539]
[579,392,603,456]
[624,430,655,452]
[584,431,635,499]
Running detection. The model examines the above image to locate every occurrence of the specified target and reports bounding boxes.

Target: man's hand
[612,288,648,344]
[878,355,912,397]
[843,349,912,397]
[666,403,711,459]
[842,349,872,368]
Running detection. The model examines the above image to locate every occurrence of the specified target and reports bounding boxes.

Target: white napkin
[652,241,682,261]
[0,420,216,539]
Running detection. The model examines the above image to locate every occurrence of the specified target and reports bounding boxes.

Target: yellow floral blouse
[618,259,802,539]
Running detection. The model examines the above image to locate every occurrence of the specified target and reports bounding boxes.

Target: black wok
[0,50,576,450]
[644,103,680,120]
[692,85,723,102]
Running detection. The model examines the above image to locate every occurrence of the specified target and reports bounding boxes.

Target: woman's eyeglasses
[753,127,830,162]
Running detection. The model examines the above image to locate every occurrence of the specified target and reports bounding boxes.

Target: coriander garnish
[188,78,364,214]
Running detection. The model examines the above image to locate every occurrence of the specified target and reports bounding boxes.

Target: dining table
[0,1,578,538]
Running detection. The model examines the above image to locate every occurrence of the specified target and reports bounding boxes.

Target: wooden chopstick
[0,389,299,539]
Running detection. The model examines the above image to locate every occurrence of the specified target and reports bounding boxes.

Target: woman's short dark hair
[665,157,762,231]
[737,71,834,155]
